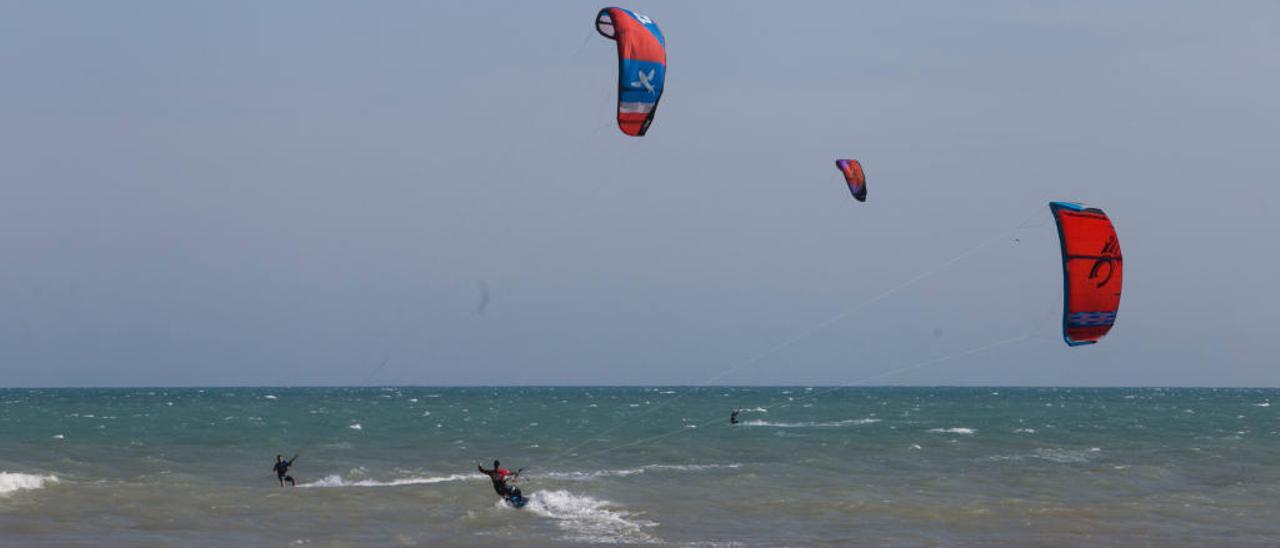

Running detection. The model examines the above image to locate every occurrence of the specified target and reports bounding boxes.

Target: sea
[1,387,1277,546]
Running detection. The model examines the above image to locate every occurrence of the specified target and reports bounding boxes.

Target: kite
[1049,202,1123,346]
[595,7,666,136]
[835,159,867,202]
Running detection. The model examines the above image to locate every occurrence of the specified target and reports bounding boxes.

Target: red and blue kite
[1049,202,1123,346]
[595,7,666,136]
[835,159,867,202]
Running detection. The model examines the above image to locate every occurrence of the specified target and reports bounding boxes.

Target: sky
[1,1,1277,387]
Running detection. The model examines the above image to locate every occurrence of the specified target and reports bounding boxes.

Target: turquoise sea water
[2,387,1278,546]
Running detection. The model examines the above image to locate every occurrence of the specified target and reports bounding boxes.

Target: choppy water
[2,387,1278,546]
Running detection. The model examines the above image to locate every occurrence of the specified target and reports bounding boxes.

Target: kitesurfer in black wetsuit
[274,454,297,487]
[730,409,740,425]
[478,460,522,499]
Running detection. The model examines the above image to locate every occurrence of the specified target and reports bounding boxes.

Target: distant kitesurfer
[274,454,297,487]
[730,409,740,425]
[478,460,522,499]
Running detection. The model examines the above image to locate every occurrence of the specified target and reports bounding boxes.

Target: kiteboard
[504,494,529,509]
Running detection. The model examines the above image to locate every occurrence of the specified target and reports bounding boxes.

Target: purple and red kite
[834,159,867,202]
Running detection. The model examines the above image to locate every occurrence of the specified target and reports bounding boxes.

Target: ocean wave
[541,463,742,481]
[740,418,879,428]
[1035,448,1096,463]
[0,472,58,496]
[300,473,476,488]
[987,448,1096,464]
[524,489,658,544]
[928,427,976,435]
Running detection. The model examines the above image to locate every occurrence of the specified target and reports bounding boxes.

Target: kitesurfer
[273,454,297,487]
[478,460,521,497]
[730,409,740,424]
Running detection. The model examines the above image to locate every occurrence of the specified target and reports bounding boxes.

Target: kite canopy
[1049,202,1123,346]
[595,7,666,136]
[834,159,867,202]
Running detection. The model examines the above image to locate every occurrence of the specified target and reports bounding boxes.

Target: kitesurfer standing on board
[730,409,740,424]
[273,454,297,487]
[478,460,521,498]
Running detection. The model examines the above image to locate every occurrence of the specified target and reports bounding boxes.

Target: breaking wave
[928,427,976,435]
[0,472,58,496]
[541,463,741,481]
[524,489,658,544]
[740,418,879,428]
[300,473,475,488]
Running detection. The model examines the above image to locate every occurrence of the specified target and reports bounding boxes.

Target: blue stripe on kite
[1050,201,1086,212]
[1067,311,1117,327]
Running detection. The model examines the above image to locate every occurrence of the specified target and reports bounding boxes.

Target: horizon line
[2,384,1277,390]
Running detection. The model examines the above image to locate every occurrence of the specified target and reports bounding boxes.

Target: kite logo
[1088,235,1121,288]
[634,14,653,25]
[634,69,657,94]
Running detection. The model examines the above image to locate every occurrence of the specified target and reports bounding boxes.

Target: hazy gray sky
[2,1,1277,387]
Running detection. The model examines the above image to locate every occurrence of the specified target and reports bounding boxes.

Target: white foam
[1013,428,1037,434]
[1255,402,1271,407]
[52,434,64,440]
[740,418,879,428]
[348,423,363,431]
[264,395,278,400]
[928,427,976,435]
[542,463,741,481]
[991,448,1096,464]
[1035,448,1094,463]
[524,489,658,544]
[300,473,475,488]
[0,472,58,496]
